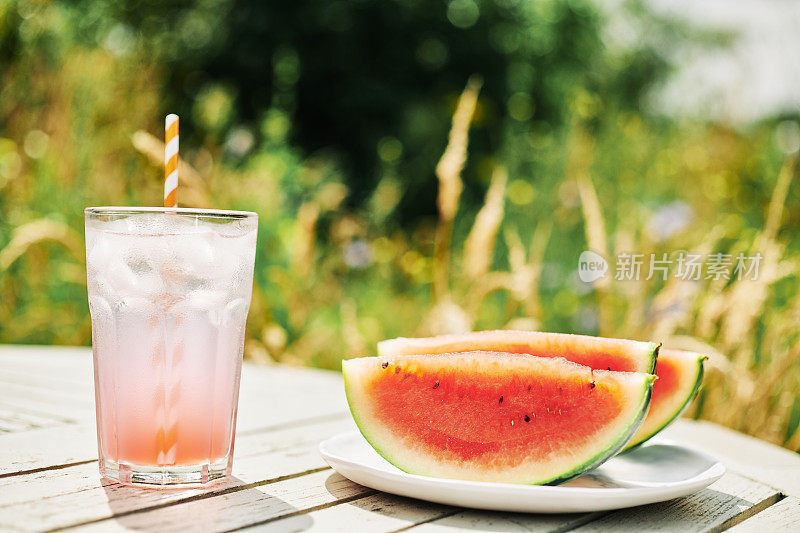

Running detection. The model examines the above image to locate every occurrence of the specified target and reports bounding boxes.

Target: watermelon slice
[378,330,659,374]
[378,332,707,449]
[343,352,655,485]
[623,349,706,450]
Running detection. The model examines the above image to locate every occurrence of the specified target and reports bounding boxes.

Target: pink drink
[85,207,257,486]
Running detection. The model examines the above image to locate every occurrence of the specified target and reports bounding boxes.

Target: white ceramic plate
[319,432,725,513]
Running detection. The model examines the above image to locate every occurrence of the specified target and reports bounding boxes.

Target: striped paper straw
[164,114,179,208]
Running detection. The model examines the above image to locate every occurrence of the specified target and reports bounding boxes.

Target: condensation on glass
[85,207,258,486]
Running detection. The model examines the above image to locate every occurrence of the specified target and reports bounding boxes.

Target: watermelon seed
[381,362,389,369]
[527,385,531,392]
[511,420,514,426]
[524,415,530,422]
[589,380,596,389]
[499,396,504,404]
[607,366,611,371]
[433,381,439,389]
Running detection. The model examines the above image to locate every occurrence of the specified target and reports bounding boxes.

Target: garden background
[1,0,800,451]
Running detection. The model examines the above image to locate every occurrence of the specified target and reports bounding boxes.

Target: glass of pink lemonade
[85,207,258,487]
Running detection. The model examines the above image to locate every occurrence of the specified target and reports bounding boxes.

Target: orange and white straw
[164,114,179,208]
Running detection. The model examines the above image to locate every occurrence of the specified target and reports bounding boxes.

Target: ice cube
[168,290,228,326]
[100,247,166,299]
[88,295,115,349]
[86,230,115,273]
[222,298,250,328]
[160,231,217,294]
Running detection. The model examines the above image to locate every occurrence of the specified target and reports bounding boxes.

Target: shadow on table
[312,471,758,532]
[100,476,313,532]
[318,472,478,529]
[234,472,367,531]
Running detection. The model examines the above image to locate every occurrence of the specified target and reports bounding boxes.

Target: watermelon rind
[543,369,654,485]
[343,352,656,485]
[377,331,660,374]
[622,350,706,452]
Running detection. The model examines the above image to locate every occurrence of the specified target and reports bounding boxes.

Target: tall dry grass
[396,84,800,450]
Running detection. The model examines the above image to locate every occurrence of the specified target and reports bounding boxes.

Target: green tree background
[1,0,799,449]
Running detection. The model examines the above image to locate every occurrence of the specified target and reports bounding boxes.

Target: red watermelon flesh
[624,349,705,450]
[343,352,655,485]
[378,330,659,374]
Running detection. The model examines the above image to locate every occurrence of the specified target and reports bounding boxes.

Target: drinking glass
[85,207,258,486]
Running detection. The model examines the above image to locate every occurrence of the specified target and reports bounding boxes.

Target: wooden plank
[0,344,92,358]
[0,367,91,393]
[0,345,94,383]
[0,400,79,426]
[565,472,780,532]
[404,511,603,533]
[65,470,371,533]
[0,404,67,432]
[664,419,800,497]
[0,347,96,425]
[0,424,97,477]
[234,365,347,434]
[0,414,32,432]
[400,473,779,533]
[727,496,800,532]
[0,418,357,531]
[0,381,94,408]
[0,387,95,424]
[268,473,784,533]
[264,472,782,533]
[257,492,459,533]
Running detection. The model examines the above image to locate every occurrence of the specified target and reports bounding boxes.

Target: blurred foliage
[1,0,800,450]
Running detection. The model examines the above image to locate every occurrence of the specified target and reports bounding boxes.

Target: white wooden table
[2,345,800,532]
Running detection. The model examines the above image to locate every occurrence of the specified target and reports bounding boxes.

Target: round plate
[319,432,725,513]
